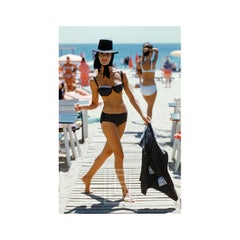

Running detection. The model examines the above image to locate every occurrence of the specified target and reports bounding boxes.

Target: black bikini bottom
[100,112,127,127]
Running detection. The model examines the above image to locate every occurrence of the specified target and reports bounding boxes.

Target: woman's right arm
[122,72,151,123]
[75,79,99,111]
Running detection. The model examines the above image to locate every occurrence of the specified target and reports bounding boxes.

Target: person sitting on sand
[74,39,150,202]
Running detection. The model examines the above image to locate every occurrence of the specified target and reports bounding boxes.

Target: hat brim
[93,49,119,54]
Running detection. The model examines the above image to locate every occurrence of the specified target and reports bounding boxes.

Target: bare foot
[82,175,92,194]
[123,192,135,203]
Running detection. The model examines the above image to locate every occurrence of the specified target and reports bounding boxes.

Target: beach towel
[64,90,92,100]
[139,123,178,201]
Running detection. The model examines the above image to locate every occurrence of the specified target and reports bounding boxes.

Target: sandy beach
[59,69,181,213]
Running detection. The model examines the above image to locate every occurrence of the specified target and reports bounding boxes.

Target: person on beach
[79,57,90,87]
[61,56,77,91]
[59,81,65,100]
[135,55,143,87]
[171,62,177,72]
[74,39,150,202]
[162,56,173,88]
[139,42,159,118]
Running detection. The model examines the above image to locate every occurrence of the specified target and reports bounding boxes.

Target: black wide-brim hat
[93,39,119,54]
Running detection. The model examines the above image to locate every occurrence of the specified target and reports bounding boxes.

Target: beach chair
[168,98,181,113]
[169,98,181,144]
[170,112,181,144]
[171,132,181,173]
[59,99,83,166]
[59,120,82,152]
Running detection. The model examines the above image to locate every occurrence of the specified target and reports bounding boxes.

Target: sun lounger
[59,99,88,167]
[169,98,181,144]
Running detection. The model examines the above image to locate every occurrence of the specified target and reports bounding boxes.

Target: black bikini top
[94,71,124,97]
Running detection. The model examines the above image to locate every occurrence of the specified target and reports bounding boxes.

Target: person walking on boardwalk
[139,42,159,118]
[74,39,150,202]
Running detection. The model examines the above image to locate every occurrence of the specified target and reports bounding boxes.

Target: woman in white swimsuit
[140,42,159,118]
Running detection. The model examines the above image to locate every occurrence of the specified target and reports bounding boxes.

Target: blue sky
[59,26,181,44]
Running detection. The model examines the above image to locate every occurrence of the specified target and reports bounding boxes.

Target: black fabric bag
[139,123,178,201]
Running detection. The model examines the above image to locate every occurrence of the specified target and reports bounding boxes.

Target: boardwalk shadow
[64,194,176,214]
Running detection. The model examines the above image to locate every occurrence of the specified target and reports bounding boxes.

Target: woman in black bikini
[75,39,150,202]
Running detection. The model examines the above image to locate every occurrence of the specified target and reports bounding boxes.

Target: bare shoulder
[111,68,122,79]
[89,78,98,90]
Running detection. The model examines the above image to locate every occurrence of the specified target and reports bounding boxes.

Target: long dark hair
[93,52,114,78]
[142,42,153,58]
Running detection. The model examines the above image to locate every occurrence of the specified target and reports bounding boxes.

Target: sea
[59,43,181,70]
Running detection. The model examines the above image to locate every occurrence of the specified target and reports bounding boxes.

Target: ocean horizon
[59,43,181,70]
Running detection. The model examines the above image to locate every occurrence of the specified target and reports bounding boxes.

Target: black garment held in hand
[139,123,178,201]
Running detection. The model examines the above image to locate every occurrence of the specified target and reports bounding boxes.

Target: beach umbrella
[170,50,181,71]
[170,50,181,57]
[59,54,82,62]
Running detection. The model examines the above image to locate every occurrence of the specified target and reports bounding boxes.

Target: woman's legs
[142,91,157,119]
[82,142,113,193]
[65,77,74,91]
[82,121,130,199]
[101,121,132,199]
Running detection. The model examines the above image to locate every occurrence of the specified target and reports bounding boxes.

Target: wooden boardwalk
[60,78,181,214]
[63,122,181,214]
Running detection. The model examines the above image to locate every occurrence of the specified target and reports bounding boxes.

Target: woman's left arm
[122,72,151,123]
[152,48,159,68]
